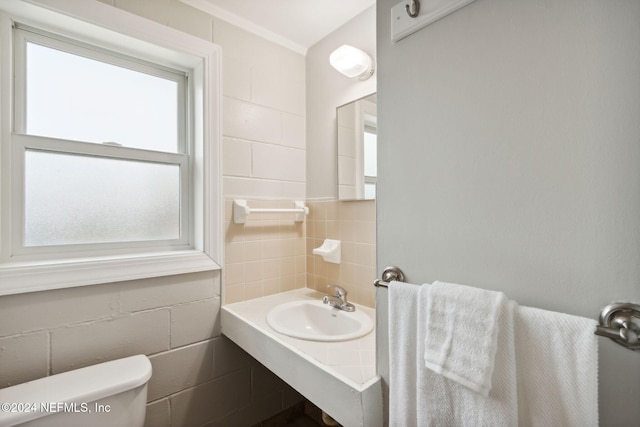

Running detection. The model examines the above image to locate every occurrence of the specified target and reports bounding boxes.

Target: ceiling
[179,0,375,54]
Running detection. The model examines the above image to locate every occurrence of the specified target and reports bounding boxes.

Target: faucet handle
[327,285,347,297]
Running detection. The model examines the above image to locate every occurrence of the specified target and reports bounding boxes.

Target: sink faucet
[323,285,355,312]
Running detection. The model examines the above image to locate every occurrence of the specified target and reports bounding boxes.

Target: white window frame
[0,0,222,295]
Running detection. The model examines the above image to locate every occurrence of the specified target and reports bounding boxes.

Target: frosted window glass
[25,42,180,153]
[364,131,377,177]
[24,150,180,246]
[364,183,376,200]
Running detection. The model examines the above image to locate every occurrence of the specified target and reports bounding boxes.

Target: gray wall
[376,0,640,424]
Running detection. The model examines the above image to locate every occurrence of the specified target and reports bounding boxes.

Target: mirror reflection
[337,94,377,201]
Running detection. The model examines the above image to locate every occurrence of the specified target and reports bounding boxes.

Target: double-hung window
[14,25,189,253]
[0,0,221,295]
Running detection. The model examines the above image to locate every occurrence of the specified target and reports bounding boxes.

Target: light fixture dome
[329,45,374,81]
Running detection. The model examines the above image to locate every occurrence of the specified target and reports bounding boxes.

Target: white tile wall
[144,399,171,427]
[251,66,305,114]
[252,143,305,182]
[0,284,118,336]
[223,177,306,201]
[170,299,221,347]
[170,369,251,427]
[51,309,171,373]
[222,137,252,177]
[0,333,49,387]
[148,340,214,401]
[221,56,251,101]
[120,273,218,312]
[223,97,282,144]
[281,112,306,149]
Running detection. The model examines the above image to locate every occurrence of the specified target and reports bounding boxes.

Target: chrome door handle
[594,303,640,350]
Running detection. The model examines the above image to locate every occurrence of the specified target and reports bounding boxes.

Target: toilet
[0,354,152,427]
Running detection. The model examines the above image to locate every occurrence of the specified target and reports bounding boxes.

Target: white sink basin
[266,300,374,342]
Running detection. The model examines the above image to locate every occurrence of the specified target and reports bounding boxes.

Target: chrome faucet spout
[323,285,356,312]
[328,285,347,298]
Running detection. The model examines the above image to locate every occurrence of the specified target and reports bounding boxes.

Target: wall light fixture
[329,45,374,81]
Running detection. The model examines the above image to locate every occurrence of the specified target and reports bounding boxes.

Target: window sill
[0,250,221,296]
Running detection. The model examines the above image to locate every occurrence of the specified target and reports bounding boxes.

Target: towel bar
[373,266,406,288]
[376,265,640,352]
[233,199,308,224]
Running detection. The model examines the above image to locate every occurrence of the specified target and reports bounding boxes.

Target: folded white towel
[388,281,422,426]
[515,306,598,427]
[424,281,506,396]
[418,283,518,426]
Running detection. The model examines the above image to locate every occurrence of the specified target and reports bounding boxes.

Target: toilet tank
[0,355,152,427]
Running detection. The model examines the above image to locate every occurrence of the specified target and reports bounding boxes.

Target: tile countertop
[221,288,382,427]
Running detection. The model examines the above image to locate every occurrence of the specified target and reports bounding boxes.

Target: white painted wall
[306,6,376,200]
[376,0,640,424]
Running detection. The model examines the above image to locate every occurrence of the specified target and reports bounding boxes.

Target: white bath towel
[515,306,599,427]
[388,281,422,426]
[419,282,518,426]
[424,281,506,396]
